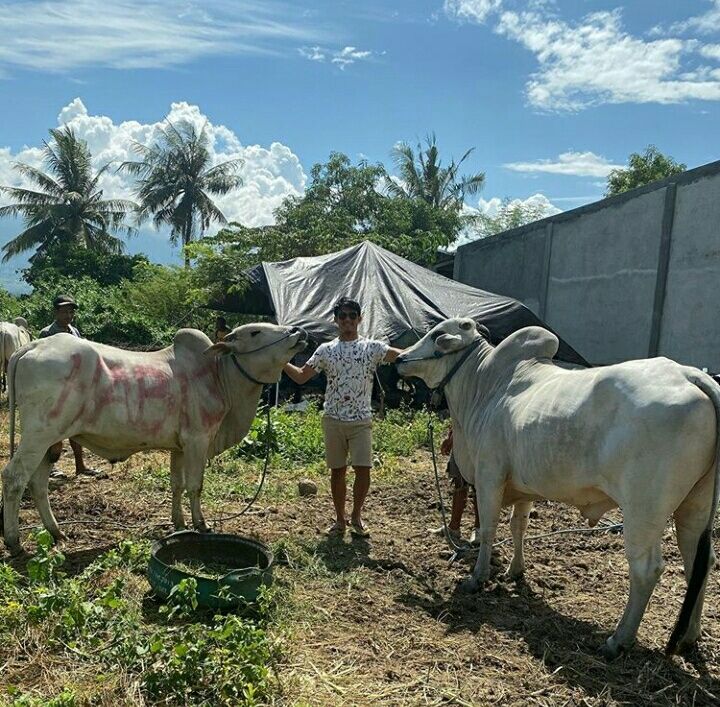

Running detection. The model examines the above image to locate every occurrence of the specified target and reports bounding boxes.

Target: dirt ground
[3,440,720,706]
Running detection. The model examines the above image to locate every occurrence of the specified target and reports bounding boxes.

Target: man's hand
[283,362,317,385]
[384,347,404,363]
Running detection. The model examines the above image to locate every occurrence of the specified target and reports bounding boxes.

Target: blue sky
[1,0,719,291]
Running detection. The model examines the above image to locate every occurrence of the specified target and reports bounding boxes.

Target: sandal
[350,521,370,538]
[324,522,346,537]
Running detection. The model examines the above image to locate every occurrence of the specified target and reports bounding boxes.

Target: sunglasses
[337,311,359,320]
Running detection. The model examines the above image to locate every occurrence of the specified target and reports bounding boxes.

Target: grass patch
[0,531,282,706]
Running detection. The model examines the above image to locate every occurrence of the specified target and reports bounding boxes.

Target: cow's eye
[251,331,260,337]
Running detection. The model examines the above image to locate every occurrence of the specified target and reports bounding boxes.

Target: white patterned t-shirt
[308,337,389,422]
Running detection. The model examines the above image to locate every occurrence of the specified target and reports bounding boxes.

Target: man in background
[40,295,100,477]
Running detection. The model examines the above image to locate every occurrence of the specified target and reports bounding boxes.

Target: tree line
[0,122,687,348]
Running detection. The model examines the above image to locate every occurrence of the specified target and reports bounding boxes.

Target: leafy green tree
[121,121,243,267]
[0,126,135,262]
[386,133,485,209]
[22,242,149,288]
[189,153,463,302]
[471,198,554,239]
[605,145,686,196]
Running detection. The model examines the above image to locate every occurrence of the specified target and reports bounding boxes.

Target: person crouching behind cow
[431,425,480,545]
[283,296,403,538]
[39,294,100,478]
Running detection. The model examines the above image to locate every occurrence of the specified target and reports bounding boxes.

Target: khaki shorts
[322,416,373,469]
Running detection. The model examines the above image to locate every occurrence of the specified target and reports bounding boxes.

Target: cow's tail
[667,370,720,654]
[7,346,25,459]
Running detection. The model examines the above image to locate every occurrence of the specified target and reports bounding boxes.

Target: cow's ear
[476,323,490,340]
[204,342,232,357]
[435,333,464,352]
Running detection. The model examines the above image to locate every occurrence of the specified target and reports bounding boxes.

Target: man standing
[283,297,402,537]
[40,295,99,477]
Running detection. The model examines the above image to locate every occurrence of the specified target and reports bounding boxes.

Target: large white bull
[0,318,31,392]
[397,318,720,658]
[2,323,307,555]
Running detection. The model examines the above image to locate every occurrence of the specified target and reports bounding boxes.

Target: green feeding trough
[148,530,274,609]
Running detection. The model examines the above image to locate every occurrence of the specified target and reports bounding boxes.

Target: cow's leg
[460,483,503,592]
[27,455,66,544]
[170,451,186,531]
[671,474,716,652]
[183,440,211,533]
[603,516,665,659]
[507,501,532,579]
[3,444,55,555]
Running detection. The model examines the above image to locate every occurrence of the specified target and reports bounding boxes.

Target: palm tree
[121,121,243,267]
[386,133,485,209]
[0,127,136,262]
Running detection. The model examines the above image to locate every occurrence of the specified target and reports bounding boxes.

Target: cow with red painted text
[2,324,307,555]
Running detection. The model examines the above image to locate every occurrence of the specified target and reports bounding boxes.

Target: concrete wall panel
[454,227,546,315]
[544,189,665,364]
[658,175,720,368]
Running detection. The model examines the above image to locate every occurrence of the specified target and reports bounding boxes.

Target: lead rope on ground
[427,415,470,563]
[211,392,273,529]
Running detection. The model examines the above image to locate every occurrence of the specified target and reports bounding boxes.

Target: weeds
[1,533,279,706]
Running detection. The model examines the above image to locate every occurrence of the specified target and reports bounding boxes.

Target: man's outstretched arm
[384,347,404,364]
[283,362,318,385]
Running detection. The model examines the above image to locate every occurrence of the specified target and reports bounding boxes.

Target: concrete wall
[455,160,720,369]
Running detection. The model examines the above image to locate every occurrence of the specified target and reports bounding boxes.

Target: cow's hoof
[458,577,480,594]
[600,638,626,661]
[673,637,699,656]
[194,523,213,534]
[5,543,24,559]
[505,564,525,580]
[52,531,68,544]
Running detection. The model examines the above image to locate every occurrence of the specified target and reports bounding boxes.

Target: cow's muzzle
[290,326,308,348]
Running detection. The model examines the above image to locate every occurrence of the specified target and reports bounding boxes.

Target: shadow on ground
[397,575,719,705]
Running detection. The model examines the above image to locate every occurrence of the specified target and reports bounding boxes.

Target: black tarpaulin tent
[211,240,587,365]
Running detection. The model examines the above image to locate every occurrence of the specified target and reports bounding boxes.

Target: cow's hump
[489,326,559,371]
[173,328,213,357]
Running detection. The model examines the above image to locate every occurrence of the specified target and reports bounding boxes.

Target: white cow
[2,323,307,555]
[0,318,31,392]
[397,318,720,658]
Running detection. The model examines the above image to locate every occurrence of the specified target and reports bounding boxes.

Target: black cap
[53,294,77,309]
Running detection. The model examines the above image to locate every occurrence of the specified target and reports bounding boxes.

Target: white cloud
[444,0,502,24]
[0,99,307,266]
[446,3,720,110]
[665,1,720,36]
[298,44,376,68]
[448,193,562,250]
[699,43,720,60]
[298,46,326,62]
[474,193,561,218]
[332,46,372,69]
[0,0,321,74]
[504,150,623,177]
